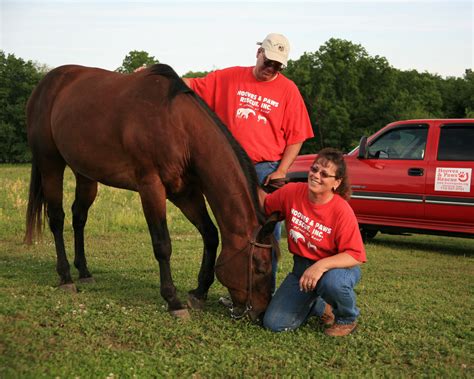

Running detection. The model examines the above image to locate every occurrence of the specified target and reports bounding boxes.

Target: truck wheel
[360,228,378,242]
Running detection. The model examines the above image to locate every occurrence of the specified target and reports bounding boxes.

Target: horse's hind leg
[138,175,188,318]
[171,189,219,310]
[40,161,76,291]
[72,173,98,283]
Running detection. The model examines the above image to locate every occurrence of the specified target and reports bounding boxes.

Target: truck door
[349,123,429,226]
[425,122,474,233]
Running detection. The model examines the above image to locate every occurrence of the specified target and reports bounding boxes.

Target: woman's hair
[314,147,351,200]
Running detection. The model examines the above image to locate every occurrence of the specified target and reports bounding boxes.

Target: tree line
[1,39,472,162]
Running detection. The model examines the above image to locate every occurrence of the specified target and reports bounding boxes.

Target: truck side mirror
[357,136,368,159]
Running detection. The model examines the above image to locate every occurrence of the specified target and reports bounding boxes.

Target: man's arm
[182,77,191,86]
[263,142,303,185]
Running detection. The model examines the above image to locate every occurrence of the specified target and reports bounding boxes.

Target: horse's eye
[253,256,270,274]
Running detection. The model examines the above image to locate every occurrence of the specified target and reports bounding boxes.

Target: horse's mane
[148,64,265,224]
[149,64,194,98]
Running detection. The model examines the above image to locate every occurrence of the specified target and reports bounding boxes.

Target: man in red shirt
[184,33,314,292]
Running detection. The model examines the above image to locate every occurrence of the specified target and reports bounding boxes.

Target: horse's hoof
[187,294,206,310]
[58,283,78,293]
[78,276,95,284]
[169,309,190,320]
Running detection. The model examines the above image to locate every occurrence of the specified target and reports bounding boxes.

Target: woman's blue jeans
[254,161,281,293]
[263,255,361,332]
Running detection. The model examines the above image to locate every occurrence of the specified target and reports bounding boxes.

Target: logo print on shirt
[307,241,317,252]
[289,229,305,244]
[236,90,280,115]
[236,108,256,119]
[257,114,267,124]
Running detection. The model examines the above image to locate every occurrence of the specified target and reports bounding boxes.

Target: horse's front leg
[138,176,188,319]
[171,190,219,310]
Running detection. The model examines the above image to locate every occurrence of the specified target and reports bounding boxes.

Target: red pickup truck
[287,119,474,240]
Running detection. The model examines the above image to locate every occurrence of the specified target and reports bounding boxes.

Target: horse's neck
[186,106,261,248]
[199,167,260,248]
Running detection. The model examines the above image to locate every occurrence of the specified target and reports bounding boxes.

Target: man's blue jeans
[263,255,361,332]
[254,161,281,293]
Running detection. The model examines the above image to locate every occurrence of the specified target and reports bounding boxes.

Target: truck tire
[360,227,378,242]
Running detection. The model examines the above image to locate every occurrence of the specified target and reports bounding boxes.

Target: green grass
[1,164,473,378]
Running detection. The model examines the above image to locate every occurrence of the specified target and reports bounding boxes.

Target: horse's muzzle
[229,304,264,323]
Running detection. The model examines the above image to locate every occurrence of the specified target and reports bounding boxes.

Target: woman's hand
[299,253,361,292]
[299,261,327,292]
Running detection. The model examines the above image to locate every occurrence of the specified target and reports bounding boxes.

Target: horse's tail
[24,158,45,244]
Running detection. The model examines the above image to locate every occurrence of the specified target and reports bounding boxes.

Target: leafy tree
[182,70,210,78]
[285,38,471,154]
[463,69,474,117]
[391,70,443,120]
[437,69,474,118]
[284,53,320,152]
[286,38,399,153]
[1,43,471,163]
[0,51,44,162]
[116,50,159,73]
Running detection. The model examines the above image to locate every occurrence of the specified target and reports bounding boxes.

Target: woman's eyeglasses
[309,165,337,179]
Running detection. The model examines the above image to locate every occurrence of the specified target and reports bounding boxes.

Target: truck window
[368,125,428,160]
[438,124,474,161]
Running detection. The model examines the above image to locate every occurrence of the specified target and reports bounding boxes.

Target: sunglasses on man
[260,50,284,71]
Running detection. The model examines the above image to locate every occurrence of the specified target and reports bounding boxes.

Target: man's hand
[134,65,147,73]
[263,169,287,186]
[262,175,289,193]
[266,142,303,186]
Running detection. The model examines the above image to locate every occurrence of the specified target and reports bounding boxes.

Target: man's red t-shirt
[265,183,366,262]
[188,67,313,163]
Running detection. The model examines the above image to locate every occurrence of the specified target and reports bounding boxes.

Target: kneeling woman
[263,148,366,336]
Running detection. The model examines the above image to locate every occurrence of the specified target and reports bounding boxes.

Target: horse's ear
[258,212,281,239]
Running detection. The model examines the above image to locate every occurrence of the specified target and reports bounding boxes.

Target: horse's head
[215,214,280,322]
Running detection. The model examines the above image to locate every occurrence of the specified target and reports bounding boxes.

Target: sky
[1,0,472,78]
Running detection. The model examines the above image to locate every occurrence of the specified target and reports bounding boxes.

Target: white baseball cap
[257,33,290,66]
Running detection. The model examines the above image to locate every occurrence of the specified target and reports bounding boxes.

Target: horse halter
[226,225,273,320]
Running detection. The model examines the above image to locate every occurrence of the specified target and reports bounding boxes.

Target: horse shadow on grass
[367,233,473,257]
[2,246,227,318]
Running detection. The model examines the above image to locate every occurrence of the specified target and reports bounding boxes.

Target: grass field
[1,164,473,378]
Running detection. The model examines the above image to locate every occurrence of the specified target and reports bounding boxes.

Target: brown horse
[24,64,278,320]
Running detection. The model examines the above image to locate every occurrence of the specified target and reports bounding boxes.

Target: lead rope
[230,242,255,320]
[230,226,272,320]
[246,239,273,311]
